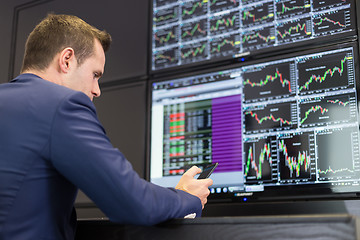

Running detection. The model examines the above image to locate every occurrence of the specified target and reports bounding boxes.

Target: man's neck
[22,68,62,86]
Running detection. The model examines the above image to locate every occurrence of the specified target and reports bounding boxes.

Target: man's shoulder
[14,73,76,96]
[12,73,90,104]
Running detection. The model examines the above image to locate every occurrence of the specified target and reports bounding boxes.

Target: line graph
[317,127,357,180]
[279,133,312,179]
[297,52,350,94]
[244,101,296,133]
[318,166,354,175]
[243,62,294,102]
[244,137,274,182]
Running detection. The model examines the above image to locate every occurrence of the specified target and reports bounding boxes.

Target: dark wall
[0,0,30,83]
[7,0,149,83]
[1,0,150,217]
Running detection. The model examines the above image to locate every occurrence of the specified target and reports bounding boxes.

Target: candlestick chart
[210,11,240,36]
[278,133,313,180]
[313,9,351,36]
[297,51,353,94]
[241,1,274,27]
[152,0,355,71]
[180,41,208,64]
[154,47,179,69]
[242,26,276,51]
[243,62,294,102]
[181,0,208,20]
[276,0,311,19]
[299,93,355,127]
[181,19,207,42]
[153,6,179,27]
[276,17,312,43]
[244,137,274,182]
[244,101,297,133]
[210,33,241,57]
[154,26,179,48]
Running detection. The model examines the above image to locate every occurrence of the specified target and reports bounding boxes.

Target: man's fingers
[185,166,201,177]
[197,178,213,187]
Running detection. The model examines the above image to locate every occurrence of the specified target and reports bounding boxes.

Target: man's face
[64,39,105,101]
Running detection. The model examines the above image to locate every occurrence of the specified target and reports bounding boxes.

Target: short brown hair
[21,14,112,73]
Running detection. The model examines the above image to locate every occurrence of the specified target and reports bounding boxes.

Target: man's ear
[59,47,76,73]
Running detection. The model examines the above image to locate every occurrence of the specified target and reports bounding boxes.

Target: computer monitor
[148,41,360,203]
[151,0,357,72]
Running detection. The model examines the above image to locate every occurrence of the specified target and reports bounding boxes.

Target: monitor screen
[151,0,356,72]
[148,41,360,202]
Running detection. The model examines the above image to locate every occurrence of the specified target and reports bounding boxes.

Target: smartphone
[197,163,218,179]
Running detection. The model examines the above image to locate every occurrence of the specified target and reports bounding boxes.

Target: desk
[75,214,360,240]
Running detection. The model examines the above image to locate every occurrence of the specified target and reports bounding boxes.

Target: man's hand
[175,166,213,209]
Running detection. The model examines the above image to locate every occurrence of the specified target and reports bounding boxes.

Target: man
[0,14,213,239]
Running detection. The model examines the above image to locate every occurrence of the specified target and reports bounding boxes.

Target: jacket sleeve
[49,92,202,225]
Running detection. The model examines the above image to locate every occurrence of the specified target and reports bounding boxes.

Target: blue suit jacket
[0,74,201,239]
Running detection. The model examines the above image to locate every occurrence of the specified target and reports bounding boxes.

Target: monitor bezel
[146,40,360,204]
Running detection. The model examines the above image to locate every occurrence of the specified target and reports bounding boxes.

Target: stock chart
[244,136,276,182]
[317,127,358,180]
[152,0,355,70]
[241,46,360,185]
[151,0,360,193]
[278,132,315,180]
